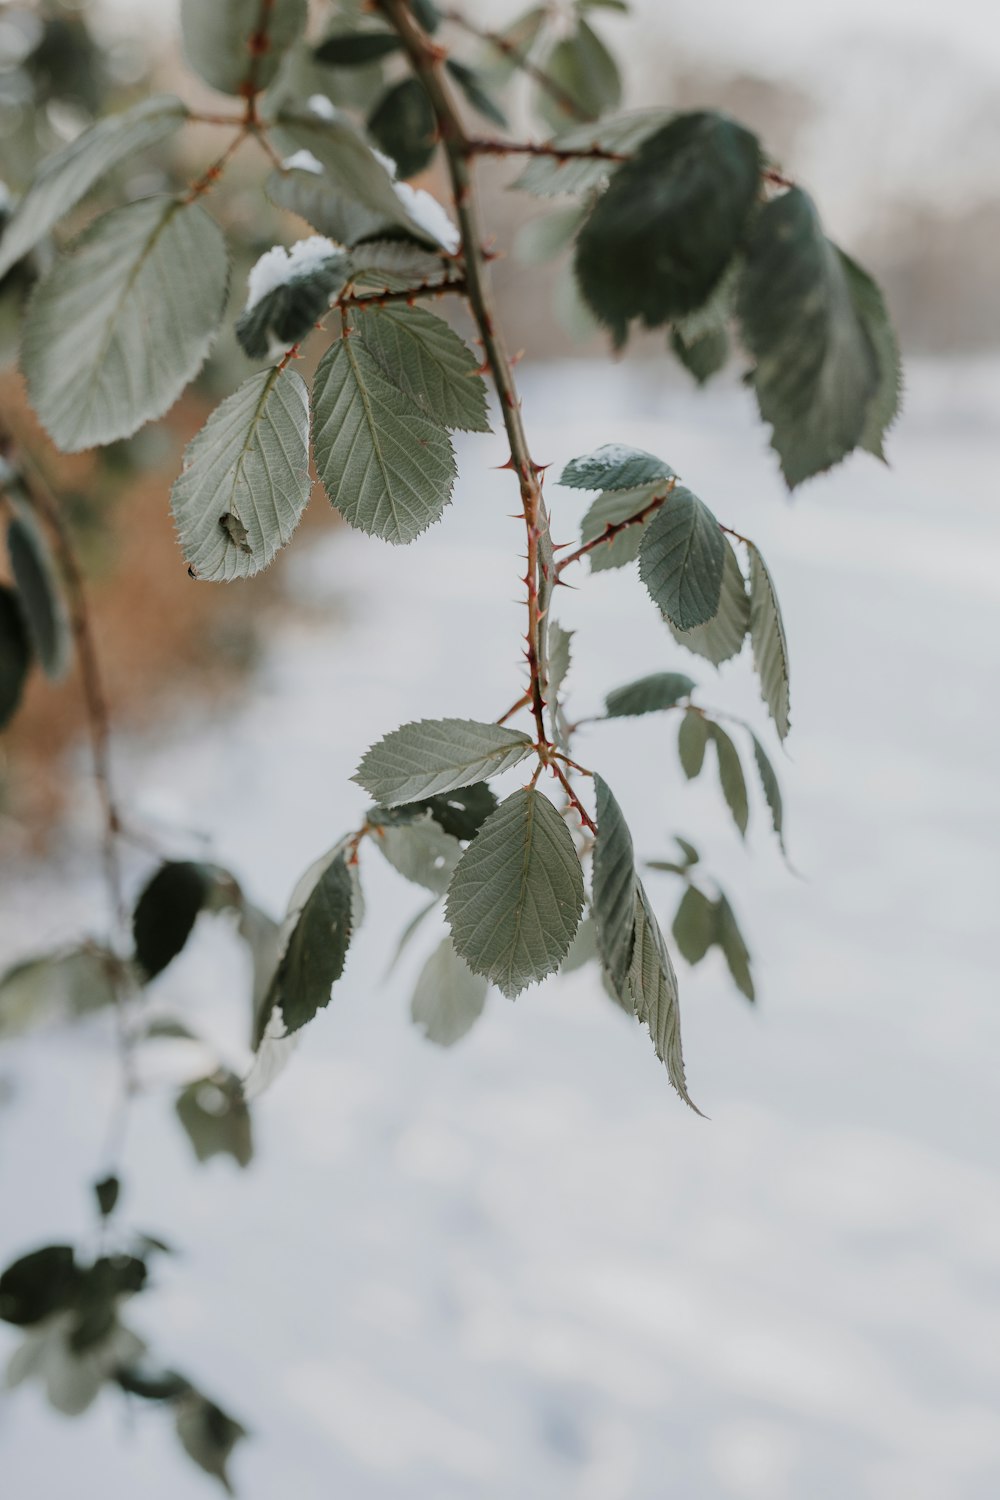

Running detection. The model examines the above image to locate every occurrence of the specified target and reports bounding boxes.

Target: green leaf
[373,812,462,894]
[0,580,32,727]
[561,912,598,973]
[677,710,708,779]
[670,324,729,385]
[6,508,70,679]
[133,862,212,980]
[355,718,533,806]
[628,881,700,1112]
[738,188,881,487]
[575,112,761,344]
[171,367,311,583]
[180,0,307,96]
[347,239,451,293]
[592,775,636,998]
[512,108,670,196]
[479,8,546,89]
[236,250,349,362]
[747,542,791,740]
[445,59,508,128]
[839,250,902,459]
[750,732,786,855]
[315,31,402,67]
[709,723,749,838]
[446,788,585,998]
[546,620,573,705]
[672,884,716,964]
[0,1245,80,1327]
[0,946,121,1037]
[638,486,726,630]
[266,847,354,1035]
[174,1390,247,1495]
[411,0,442,31]
[579,482,663,572]
[23,197,228,452]
[514,203,587,265]
[538,18,622,130]
[353,302,490,433]
[559,443,674,492]
[368,77,437,181]
[667,535,749,665]
[0,96,189,279]
[676,836,700,865]
[312,331,456,545]
[93,1176,120,1218]
[405,782,499,841]
[605,671,695,718]
[175,1071,253,1168]
[717,893,754,1001]
[410,936,488,1046]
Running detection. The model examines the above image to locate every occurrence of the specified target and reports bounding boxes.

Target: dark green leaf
[368,78,437,181]
[353,301,491,433]
[446,59,508,128]
[412,0,442,30]
[93,1176,120,1218]
[751,732,786,854]
[670,324,730,385]
[638,486,726,630]
[667,534,749,666]
[410,936,488,1046]
[315,31,402,67]
[579,483,662,572]
[675,836,699,865]
[267,848,354,1035]
[717,893,754,1001]
[575,112,761,344]
[672,885,716,964]
[605,671,695,718]
[747,542,791,740]
[559,443,674,491]
[175,1390,247,1495]
[7,508,70,679]
[133,862,211,981]
[710,723,749,837]
[116,1362,191,1402]
[677,709,708,778]
[68,1253,147,1353]
[0,582,32,729]
[592,775,636,998]
[236,250,349,362]
[408,782,499,841]
[538,18,622,130]
[0,1245,79,1326]
[175,1071,253,1168]
[628,882,701,1112]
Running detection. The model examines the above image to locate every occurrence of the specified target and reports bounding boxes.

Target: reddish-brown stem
[496,692,531,726]
[555,480,676,575]
[464,136,627,163]
[183,129,248,203]
[549,760,597,834]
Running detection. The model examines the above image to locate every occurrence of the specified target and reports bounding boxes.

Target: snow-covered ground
[1,357,998,1498]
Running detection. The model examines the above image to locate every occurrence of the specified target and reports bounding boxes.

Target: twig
[555,480,676,575]
[464,136,627,163]
[442,8,591,124]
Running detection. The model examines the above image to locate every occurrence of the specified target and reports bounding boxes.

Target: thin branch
[555,480,676,575]
[442,7,591,124]
[549,759,597,834]
[182,129,249,203]
[465,136,627,163]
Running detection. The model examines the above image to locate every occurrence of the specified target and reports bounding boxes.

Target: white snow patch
[245,235,344,310]
[282,149,324,176]
[307,93,336,121]
[393,181,461,253]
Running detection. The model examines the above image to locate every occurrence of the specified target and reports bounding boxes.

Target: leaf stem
[464,136,627,163]
[441,7,591,123]
[555,479,676,574]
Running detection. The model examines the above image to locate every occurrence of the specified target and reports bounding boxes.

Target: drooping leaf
[0,945,121,1037]
[716,893,754,1001]
[628,881,700,1112]
[93,1177,120,1218]
[133,862,211,981]
[171,367,311,582]
[368,77,437,181]
[0,581,32,728]
[404,782,499,841]
[446,788,585,998]
[592,775,636,998]
[174,1389,247,1495]
[315,30,402,67]
[638,486,726,629]
[667,534,749,665]
[605,671,695,718]
[561,912,598,973]
[410,936,488,1047]
[6,508,70,679]
[839,249,902,459]
[537,18,622,130]
[353,302,490,433]
[579,483,664,572]
[354,719,533,806]
[0,1245,80,1326]
[559,443,674,492]
[266,847,354,1035]
[235,249,349,362]
[670,324,730,385]
[175,1071,253,1168]
[672,884,716,965]
[512,108,670,196]
[546,621,573,704]
[575,112,761,344]
[68,1254,147,1354]
[747,542,791,740]
[445,59,508,128]
[373,812,462,894]
[738,188,881,487]
[23,196,228,452]
[675,836,700,865]
[677,710,708,779]
[709,723,749,838]
[312,331,456,544]
[0,96,189,279]
[751,731,786,855]
[180,0,307,96]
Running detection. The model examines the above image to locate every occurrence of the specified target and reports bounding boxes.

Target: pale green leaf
[175,1071,252,1168]
[181,0,307,96]
[592,774,636,998]
[536,19,622,131]
[579,482,663,572]
[628,881,701,1112]
[373,812,462,894]
[546,621,573,703]
[638,486,726,629]
[174,1390,247,1495]
[512,109,670,196]
[751,732,787,856]
[354,718,533,806]
[265,847,354,1035]
[667,535,749,665]
[514,203,587,265]
[0,96,189,278]
[839,249,902,459]
[710,723,748,837]
[560,443,674,491]
[446,788,585,998]
[0,946,121,1038]
[677,710,708,779]
[747,542,791,740]
[410,936,488,1046]
[353,302,490,433]
[171,367,311,582]
[561,912,598,973]
[6,507,70,679]
[445,59,508,128]
[717,893,755,1001]
[312,332,456,544]
[23,197,228,452]
[605,671,695,718]
[672,884,716,965]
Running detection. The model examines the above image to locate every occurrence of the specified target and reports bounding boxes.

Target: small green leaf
[670,324,729,385]
[751,732,786,854]
[133,862,211,981]
[6,508,70,679]
[839,250,902,459]
[672,885,716,964]
[675,836,700,865]
[446,59,508,128]
[180,0,307,96]
[605,671,695,718]
[628,882,701,1112]
[406,782,499,841]
[171,367,312,582]
[677,710,708,779]
[579,482,663,572]
[373,812,461,894]
[23,197,229,452]
[738,188,881,486]
[353,302,490,433]
[538,18,622,130]
[479,8,547,89]
[667,535,749,666]
[559,443,674,492]
[0,1246,80,1326]
[0,95,189,279]
[354,719,533,806]
[0,581,32,728]
[235,249,349,362]
[717,893,754,1001]
[709,723,749,838]
[592,775,636,998]
[410,936,488,1046]
[312,331,456,544]
[446,789,585,998]
[93,1176,120,1218]
[315,30,402,66]
[175,1071,252,1168]
[174,1389,247,1494]
[638,486,726,629]
[368,77,437,181]
[575,112,761,344]
[512,108,670,196]
[0,945,120,1037]
[546,621,573,705]
[267,847,354,1035]
[747,542,791,740]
